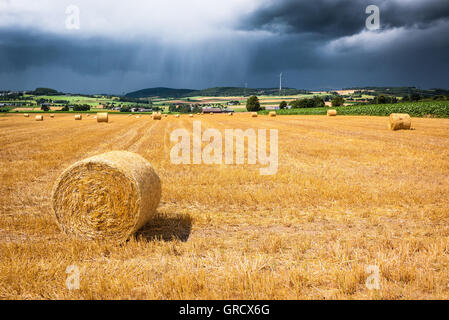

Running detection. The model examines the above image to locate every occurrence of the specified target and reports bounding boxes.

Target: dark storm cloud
[0,28,253,93]
[236,0,449,89]
[1,0,449,92]
[0,29,146,74]
[240,0,449,37]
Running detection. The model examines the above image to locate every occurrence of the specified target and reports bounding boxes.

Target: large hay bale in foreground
[327,109,337,116]
[389,113,411,131]
[251,112,258,118]
[269,111,276,117]
[24,114,29,118]
[97,112,109,123]
[52,151,161,242]
[35,115,43,121]
[74,114,82,120]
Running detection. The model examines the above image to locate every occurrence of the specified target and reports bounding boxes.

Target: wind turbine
[279,73,283,95]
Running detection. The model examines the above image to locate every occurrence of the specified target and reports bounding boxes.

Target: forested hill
[125,87,310,98]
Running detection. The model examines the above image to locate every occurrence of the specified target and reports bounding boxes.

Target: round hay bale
[35,115,43,121]
[251,112,258,118]
[97,112,109,123]
[50,114,55,118]
[74,114,82,120]
[164,114,168,117]
[175,114,180,118]
[228,112,233,116]
[52,151,161,242]
[269,111,276,117]
[152,113,162,120]
[389,113,411,131]
[24,113,29,118]
[189,114,194,118]
[327,109,337,117]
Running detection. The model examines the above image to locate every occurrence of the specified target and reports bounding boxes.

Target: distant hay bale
[389,113,411,131]
[269,111,276,117]
[35,115,43,121]
[175,114,180,118]
[251,112,258,118]
[228,112,233,116]
[152,112,162,120]
[136,116,140,119]
[74,114,82,120]
[189,114,194,118]
[327,110,337,117]
[164,114,168,117]
[97,112,109,123]
[52,151,161,242]
[24,113,29,118]
[50,114,55,118]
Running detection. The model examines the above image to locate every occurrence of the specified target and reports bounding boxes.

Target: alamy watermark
[65,5,81,30]
[66,264,80,290]
[365,265,380,290]
[169,121,278,175]
[365,5,380,31]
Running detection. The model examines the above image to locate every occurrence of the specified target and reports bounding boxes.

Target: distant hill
[125,87,196,98]
[125,86,310,98]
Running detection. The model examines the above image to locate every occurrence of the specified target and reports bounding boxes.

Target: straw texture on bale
[35,115,43,121]
[389,113,411,131]
[327,110,337,116]
[75,114,82,120]
[251,112,258,118]
[152,113,162,120]
[97,112,109,123]
[24,114,29,117]
[269,111,276,117]
[52,151,161,242]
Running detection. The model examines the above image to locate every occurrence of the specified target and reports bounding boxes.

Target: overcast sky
[0,0,448,93]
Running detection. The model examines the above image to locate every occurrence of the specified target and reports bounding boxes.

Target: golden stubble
[0,113,449,299]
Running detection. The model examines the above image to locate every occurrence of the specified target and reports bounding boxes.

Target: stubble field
[1,113,449,299]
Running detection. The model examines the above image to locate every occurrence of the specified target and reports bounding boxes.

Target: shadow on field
[135,212,192,242]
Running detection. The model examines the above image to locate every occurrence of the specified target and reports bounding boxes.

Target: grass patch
[259,101,449,118]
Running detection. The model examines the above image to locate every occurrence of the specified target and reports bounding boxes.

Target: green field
[260,101,449,118]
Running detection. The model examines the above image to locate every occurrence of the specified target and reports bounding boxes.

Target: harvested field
[1,113,449,299]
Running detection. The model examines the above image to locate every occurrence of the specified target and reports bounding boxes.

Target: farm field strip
[1,114,449,299]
